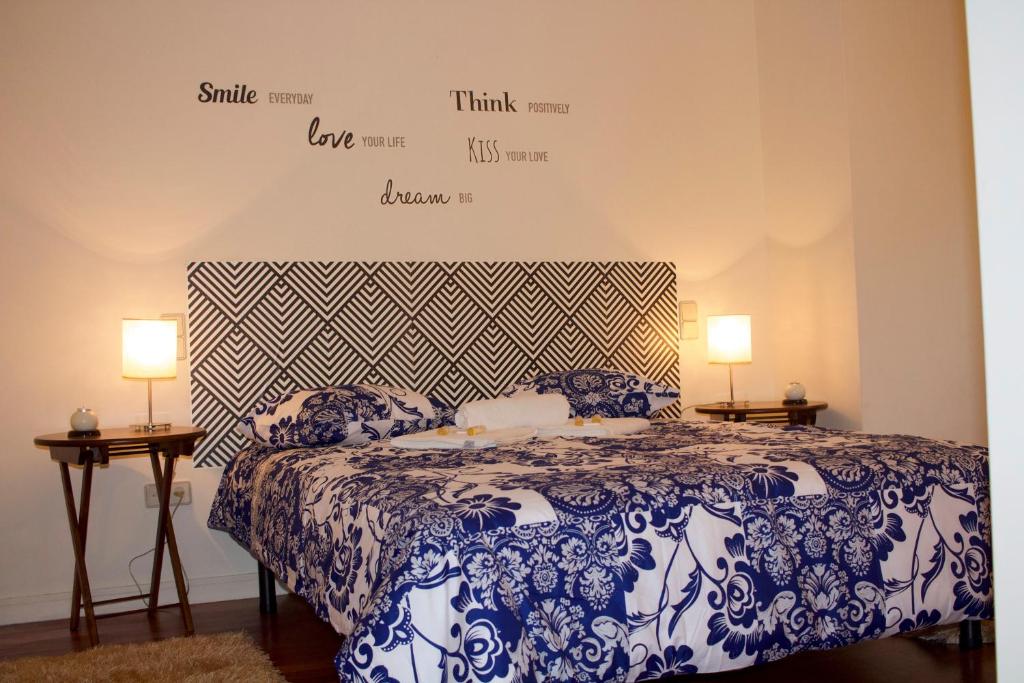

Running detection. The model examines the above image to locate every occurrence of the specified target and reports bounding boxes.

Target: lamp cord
[127,491,190,607]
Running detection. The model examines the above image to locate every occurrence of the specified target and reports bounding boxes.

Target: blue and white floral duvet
[208,421,992,682]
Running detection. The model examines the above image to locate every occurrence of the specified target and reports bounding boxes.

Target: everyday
[269,92,313,105]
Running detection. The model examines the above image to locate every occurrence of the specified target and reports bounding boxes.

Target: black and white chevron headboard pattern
[187,261,680,466]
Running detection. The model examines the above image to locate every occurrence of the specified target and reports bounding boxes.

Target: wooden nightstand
[694,401,828,426]
[33,426,205,646]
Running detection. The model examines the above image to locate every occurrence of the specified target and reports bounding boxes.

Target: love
[307,116,354,150]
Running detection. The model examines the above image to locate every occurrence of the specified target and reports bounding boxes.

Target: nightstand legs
[56,453,194,647]
[69,458,93,633]
[41,427,204,648]
[59,461,98,647]
[148,452,194,635]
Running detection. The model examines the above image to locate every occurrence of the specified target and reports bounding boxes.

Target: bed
[193,261,991,681]
[208,419,992,681]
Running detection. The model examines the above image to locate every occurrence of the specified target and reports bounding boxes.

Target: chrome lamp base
[131,378,172,432]
[719,363,748,407]
[131,422,172,432]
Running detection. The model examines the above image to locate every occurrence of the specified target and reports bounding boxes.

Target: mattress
[208,420,992,682]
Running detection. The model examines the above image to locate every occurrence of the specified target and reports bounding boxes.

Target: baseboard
[0,571,285,627]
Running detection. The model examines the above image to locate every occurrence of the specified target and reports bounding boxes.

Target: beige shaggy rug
[0,632,285,682]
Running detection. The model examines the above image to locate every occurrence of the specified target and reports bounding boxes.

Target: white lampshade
[707,314,752,364]
[122,319,178,379]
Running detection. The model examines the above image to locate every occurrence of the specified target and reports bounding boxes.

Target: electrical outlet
[144,481,191,508]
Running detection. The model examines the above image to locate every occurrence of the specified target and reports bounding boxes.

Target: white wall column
[965,0,1024,678]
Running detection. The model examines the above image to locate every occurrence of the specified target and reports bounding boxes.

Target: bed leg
[258,562,277,615]
[959,620,982,650]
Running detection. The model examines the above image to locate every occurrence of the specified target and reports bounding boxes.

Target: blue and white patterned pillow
[238,384,454,449]
[502,368,679,418]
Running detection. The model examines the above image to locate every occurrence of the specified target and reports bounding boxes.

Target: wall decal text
[363,136,406,148]
[468,138,500,163]
[528,102,570,114]
[269,91,314,104]
[506,150,549,162]
[449,90,518,112]
[197,82,258,104]
[308,116,355,149]
[380,178,451,206]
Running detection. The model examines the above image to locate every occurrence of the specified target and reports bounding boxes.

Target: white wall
[679,0,866,425]
[965,1,1024,679]
[755,0,862,430]
[0,0,986,625]
[843,0,987,444]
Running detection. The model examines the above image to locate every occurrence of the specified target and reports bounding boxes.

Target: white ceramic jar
[784,382,806,402]
[70,407,99,432]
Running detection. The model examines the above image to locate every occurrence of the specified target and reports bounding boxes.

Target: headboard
[187,261,680,466]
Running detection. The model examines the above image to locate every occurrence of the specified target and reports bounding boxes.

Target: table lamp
[707,314,752,406]
[122,318,177,431]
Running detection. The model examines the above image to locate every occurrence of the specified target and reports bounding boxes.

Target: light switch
[160,313,187,360]
[679,301,698,340]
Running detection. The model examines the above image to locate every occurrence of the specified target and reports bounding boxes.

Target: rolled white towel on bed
[537,417,651,438]
[391,426,537,450]
[454,393,570,430]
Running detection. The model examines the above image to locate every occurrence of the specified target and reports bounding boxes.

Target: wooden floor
[0,595,995,682]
